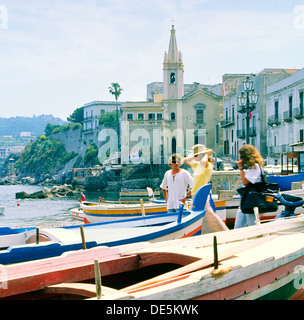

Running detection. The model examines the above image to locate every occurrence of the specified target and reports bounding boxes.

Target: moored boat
[266,173,304,191]
[0,184,211,265]
[119,188,161,198]
[100,215,304,300]
[2,213,304,300]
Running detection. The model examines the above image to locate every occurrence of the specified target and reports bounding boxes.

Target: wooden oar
[121,235,277,293]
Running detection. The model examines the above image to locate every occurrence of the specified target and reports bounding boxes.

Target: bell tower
[163,25,184,100]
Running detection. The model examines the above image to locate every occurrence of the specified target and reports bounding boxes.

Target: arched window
[170,73,176,84]
[171,112,176,121]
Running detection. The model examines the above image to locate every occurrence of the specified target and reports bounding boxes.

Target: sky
[0,0,304,121]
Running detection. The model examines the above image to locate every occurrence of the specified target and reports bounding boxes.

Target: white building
[266,68,304,166]
[222,69,299,161]
[82,101,120,134]
[0,146,25,159]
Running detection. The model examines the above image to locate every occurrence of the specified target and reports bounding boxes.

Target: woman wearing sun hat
[184,144,215,197]
[184,144,228,233]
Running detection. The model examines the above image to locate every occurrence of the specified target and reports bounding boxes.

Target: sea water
[0,185,118,228]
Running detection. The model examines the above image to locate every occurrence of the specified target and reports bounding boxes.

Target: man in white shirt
[160,154,193,212]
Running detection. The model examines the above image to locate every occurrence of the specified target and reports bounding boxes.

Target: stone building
[120,25,223,165]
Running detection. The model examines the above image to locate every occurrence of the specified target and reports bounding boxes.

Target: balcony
[128,119,170,128]
[249,127,257,137]
[283,111,293,122]
[237,129,245,138]
[294,107,304,119]
[221,117,235,128]
[269,146,281,155]
[268,115,282,127]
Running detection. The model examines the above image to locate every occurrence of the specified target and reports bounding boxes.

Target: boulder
[15,184,77,199]
[16,191,30,199]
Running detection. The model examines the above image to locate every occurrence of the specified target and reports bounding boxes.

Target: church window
[171,112,176,121]
[196,109,204,123]
[170,73,176,84]
[195,103,206,124]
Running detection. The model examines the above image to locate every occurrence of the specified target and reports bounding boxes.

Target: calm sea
[0,185,119,228]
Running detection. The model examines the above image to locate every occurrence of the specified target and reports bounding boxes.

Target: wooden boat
[100,215,304,300]
[0,185,211,265]
[2,214,304,300]
[120,188,160,198]
[81,200,168,223]
[266,173,304,191]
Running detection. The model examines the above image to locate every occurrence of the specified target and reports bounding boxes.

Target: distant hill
[0,115,66,136]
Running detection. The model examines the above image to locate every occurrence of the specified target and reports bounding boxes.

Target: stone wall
[210,171,242,195]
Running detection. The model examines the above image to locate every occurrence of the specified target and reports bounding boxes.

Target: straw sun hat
[191,144,214,156]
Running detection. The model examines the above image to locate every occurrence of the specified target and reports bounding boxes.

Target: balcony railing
[268,115,282,127]
[249,127,257,137]
[237,129,245,138]
[294,107,304,119]
[283,111,293,122]
[221,117,235,128]
[269,146,281,155]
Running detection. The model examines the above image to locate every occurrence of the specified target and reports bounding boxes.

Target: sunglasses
[171,161,181,164]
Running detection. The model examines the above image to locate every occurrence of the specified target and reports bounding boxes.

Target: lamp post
[238,76,259,144]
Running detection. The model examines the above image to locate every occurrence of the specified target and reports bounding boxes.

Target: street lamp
[238,76,258,144]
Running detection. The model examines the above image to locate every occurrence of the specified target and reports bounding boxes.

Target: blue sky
[0,0,304,120]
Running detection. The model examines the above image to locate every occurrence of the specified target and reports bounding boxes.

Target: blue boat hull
[266,173,304,191]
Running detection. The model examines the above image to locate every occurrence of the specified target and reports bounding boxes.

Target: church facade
[120,25,223,164]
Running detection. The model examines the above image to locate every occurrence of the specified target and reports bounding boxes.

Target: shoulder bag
[237,165,279,214]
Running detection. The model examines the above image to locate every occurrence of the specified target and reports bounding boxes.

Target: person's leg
[245,213,256,226]
[234,208,247,229]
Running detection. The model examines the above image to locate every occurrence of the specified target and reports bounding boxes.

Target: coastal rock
[15,184,77,199]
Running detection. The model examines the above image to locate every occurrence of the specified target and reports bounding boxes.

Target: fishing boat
[71,187,165,223]
[2,214,304,300]
[0,184,211,265]
[120,188,160,198]
[80,200,168,223]
[101,215,304,300]
[266,173,304,191]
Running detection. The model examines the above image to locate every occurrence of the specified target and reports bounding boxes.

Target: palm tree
[108,82,123,156]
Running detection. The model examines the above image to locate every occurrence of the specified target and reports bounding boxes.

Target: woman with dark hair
[234,144,265,229]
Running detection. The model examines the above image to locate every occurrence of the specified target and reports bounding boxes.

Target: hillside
[0,115,66,136]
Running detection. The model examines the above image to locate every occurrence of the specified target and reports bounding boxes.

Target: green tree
[99,111,119,127]
[67,106,84,123]
[108,83,123,152]
[84,143,100,166]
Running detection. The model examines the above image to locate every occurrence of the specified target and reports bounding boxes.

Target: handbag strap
[258,165,265,182]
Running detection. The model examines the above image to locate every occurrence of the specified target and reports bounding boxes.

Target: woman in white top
[234,145,264,229]
[160,154,193,212]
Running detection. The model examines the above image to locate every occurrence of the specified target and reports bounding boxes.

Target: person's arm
[184,154,195,167]
[236,159,250,185]
[162,188,168,202]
